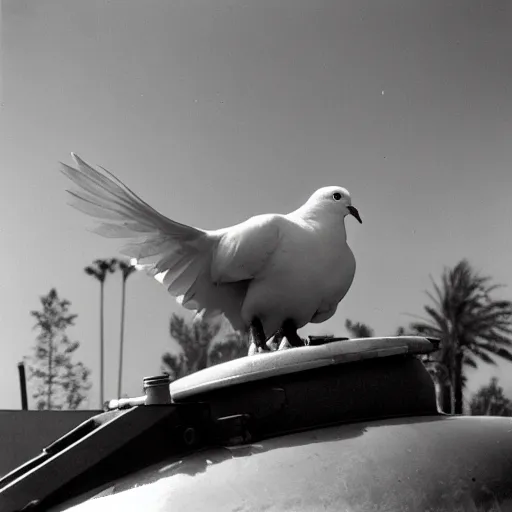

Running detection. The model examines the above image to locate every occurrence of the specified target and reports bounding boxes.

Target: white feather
[62,154,247,329]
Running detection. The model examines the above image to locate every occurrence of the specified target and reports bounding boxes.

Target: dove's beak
[347,205,362,224]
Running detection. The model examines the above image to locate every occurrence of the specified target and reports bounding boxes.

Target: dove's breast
[241,217,356,337]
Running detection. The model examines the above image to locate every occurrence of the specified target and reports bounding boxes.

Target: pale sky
[1,0,512,410]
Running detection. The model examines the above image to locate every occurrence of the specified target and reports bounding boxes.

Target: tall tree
[28,289,91,410]
[162,315,252,380]
[117,259,137,398]
[84,258,117,406]
[209,331,249,366]
[162,314,222,380]
[344,320,406,339]
[409,259,512,414]
[62,362,92,410]
[469,377,512,417]
[345,319,375,338]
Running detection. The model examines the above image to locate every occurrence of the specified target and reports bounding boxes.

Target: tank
[1,336,511,512]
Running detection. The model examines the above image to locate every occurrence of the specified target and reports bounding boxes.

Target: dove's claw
[248,342,259,356]
[282,319,306,347]
[278,338,292,350]
[266,330,284,351]
[266,338,279,351]
[248,318,269,355]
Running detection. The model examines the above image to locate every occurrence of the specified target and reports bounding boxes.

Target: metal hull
[57,415,512,512]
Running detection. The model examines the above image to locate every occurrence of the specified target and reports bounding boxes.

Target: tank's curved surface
[57,415,512,512]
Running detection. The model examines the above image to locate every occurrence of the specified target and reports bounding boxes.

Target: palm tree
[116,260,137,398]
[470,377,512,417]
[162,314,222,381]
[409,259,512,414]
[344,320,407,339]
[345,319,375,338]
[85,258,117,406]
[209,331,249,366]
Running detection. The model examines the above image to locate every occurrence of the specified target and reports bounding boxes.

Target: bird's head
[304,186,362,224]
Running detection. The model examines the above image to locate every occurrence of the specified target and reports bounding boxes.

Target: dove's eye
[332,192,343,201]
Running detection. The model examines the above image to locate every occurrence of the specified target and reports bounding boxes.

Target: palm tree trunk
[117,278,127,398]
[100,281,105,407]
[452,351,464,414]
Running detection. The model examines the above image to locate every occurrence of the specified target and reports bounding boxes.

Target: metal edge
[171,336,436,401]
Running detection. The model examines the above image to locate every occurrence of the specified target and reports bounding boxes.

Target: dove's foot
[248,318,270,355]
[282,319,307,347]
[266,330,283,351]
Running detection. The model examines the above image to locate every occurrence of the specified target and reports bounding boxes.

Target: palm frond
[467,346,497,365]
[463,355,478,369]
[423,305,449,332]
[409,259,512,414]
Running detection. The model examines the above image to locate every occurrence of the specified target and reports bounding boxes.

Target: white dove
[62,154,362,353]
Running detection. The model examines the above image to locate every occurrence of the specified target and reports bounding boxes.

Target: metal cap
[143,375,171,388]
[143,374,171,405]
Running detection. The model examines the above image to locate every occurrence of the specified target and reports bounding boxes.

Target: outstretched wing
[62,153,205,248]
[61,154,247,329]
